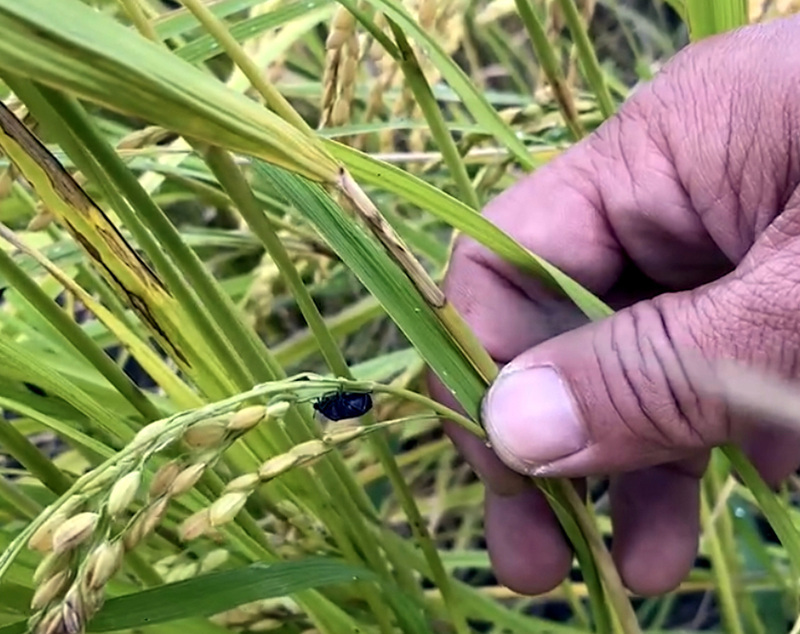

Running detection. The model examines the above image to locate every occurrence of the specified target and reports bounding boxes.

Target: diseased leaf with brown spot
[0,102,229,396]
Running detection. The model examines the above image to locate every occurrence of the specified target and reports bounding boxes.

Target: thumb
[481,286,735,478]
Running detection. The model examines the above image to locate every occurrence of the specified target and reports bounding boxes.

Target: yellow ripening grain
[750,0,800,21]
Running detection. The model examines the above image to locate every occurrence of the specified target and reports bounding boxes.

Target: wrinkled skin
[428,15,800,597]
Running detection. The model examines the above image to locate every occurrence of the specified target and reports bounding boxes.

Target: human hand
[429,15,800,596]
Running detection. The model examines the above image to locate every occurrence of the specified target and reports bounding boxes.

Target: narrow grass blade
[0,230,202,410]
[0,336,131,446]
[87,559,376,632]
[700,477,745,634]
[514,0,584,139]
[0,559,378,634]
[174,0,332,64]
[0,0,339,182]
[0,229,162,420]
[555,0,616,119]
[685,0,748,40]
[0,396,114,462]
[0,408,72,495]
[153,0,266,40]
[388,22,479,209]
[723,445,800,602]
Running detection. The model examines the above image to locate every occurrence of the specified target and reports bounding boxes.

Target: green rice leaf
[0,559,376,634]
[0,0,339,182]
[252,160,487,421]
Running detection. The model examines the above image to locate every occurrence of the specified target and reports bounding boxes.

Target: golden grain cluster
[24,401,277,634]
[21,388,382,634]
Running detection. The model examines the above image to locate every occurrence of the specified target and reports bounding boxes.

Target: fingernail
[483,364,588,472]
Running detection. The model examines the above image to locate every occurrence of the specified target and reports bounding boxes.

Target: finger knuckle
[595,299,716,449]
[712,241,800,376]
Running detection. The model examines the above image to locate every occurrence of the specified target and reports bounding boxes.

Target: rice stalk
[406,0,447,155]
[185,415,434,536]
[555,0,615,118]
[564,0,596,88]
[329,166,637,632]
[700,484,746,634]
[176,0,313,136]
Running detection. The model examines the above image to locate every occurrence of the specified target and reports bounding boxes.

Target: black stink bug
[313,390,373,421]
